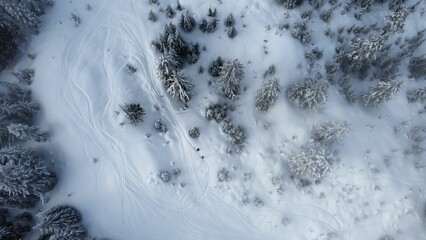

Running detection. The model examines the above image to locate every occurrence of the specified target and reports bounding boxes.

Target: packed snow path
[26,0,426,239]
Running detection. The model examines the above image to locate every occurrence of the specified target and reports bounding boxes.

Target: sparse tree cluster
[277,0,304,9]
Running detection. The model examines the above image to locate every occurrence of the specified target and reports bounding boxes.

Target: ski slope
[21,0,426,239]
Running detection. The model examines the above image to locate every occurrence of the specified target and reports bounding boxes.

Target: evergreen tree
[156,53,181,81]
[277,0,304,9]
[120,103,145,125]
[148,10,157,22]
[180,11,195,32]
[206,18,218,33]
[199,18,208,32]
[384,7,412,33]
[0,151,56,198]
[255,78,280,112]
[308,0,323,8]
[0,0,41,34]
[287,79,328,110]
[344,35,385,73]
[292,20,311,44]
[224,13,235,27]
[207,7,217,17]
[7,123,48,142]
[165,5,175,18]
[409,57,426,79]
[218,59,244,99]
[288,142,334,181]
[407,88,426,103]
[0,22,19,70]
[208,57,224,77]
[36,206,86,237]
[165,71,193,103]
[227,26,237,38]
[185,43,200,64]
[311,121,349,145]
[361,80,404,107]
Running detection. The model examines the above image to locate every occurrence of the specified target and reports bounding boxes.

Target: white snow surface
[16,0,426,239]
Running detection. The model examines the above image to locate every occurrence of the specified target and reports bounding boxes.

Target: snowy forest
[1,0,426,239]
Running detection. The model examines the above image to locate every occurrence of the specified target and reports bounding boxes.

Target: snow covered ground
[19,0,426,239]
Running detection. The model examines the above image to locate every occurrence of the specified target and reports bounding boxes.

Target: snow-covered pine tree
[311,121,349,145]
[185,43,200,64]
[165,5,175,18]
[7,123,48,142]
[0,152,56,198]
[344,35,385,73]
[218,59,244,100]
[308,0,323,8]
[0,209,32,240]
[361,80,404,107]
[255,78,280,112]
[227,26,237,38]
[287,78,329,110]
[277,0,304,9]
[148,10,157,22]
[120,103,145,125]
[165,71,194,103]
[12,69,35,85]
[409,57,426,79]
[0,98,40,124]
[407,87,426,103]
[36,205,85,236]
[199,18,208,32]
[207,7,217,17]
[180,11,195,32]
[400,30,425,58]
[176,0,183,11]
[0,0,41,34]
[156,53,181,81]
[208,57,224,77]
[292,20,311,44]
[224,13,235,27]
[206,18,218,33]
[384,7,412,33]
[288,142,334,181]
[374,58,400,82]
[0,145,23,164]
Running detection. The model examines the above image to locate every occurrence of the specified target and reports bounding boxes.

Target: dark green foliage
[206,18,218,33]
[208,7,217,17]
[120,103,145,125]
[199,18,208,32]
[407,88,426,103]
[0,209,32,240]
[221,120,246,145]
[189,127,200,138]
[205,103,231,123]
[292,21,311,44]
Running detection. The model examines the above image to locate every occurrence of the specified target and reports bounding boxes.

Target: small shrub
[217,168,231,182]
[159,171,171,182]
[71,13,81,27]
[120,103,145,125]
[188,127,200,138]
[126,64,137,73]
[148,10,157,22]
[208,7,217,17]
[153,120,168,133]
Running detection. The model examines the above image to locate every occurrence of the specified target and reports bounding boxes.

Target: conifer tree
[255,78,280,112]
[180,11,196,32]
[287,79,328,110]
[218,59,244,99]
[361,80,404,107]
[166,71,194,103]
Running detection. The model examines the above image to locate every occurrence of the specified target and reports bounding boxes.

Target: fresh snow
[16,0,426,239]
